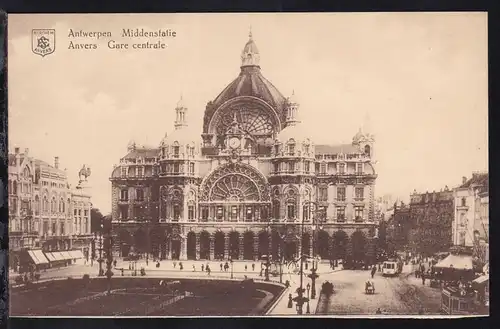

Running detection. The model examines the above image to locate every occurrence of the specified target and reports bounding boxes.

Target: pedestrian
[201,264,204,272]
[252,263,255,271]
[192,264,196,272]
[421,273,426,285]
[179,262,183,270]
[245,264,247,271]
[207,265,211,276]
[220,263,223,271]
[378,263,381,272]
[173,261,177,268]
[371,266,376,279]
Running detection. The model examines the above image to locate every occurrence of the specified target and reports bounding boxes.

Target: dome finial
[241,29,260,68]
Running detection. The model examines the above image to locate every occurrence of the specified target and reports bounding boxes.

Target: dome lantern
[285,90,300,127]
[174,95,188,130]
[241,28,261,68]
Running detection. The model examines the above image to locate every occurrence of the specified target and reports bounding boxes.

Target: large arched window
[43,196,48,213]
[51,197,56,213]
[272,200,280,219]
[34,195,40,215]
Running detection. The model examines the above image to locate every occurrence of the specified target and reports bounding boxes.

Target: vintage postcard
[7,13,488,317]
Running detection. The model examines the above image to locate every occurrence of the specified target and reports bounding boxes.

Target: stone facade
[110,33,378,264]
[8,147,93,269]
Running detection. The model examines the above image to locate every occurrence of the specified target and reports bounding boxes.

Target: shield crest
[32,29,56,57]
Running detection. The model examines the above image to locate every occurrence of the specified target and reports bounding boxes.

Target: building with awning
[434,253,475,281]
[27,249,49,265]
[68,250,84,259]
[435,254,473,270]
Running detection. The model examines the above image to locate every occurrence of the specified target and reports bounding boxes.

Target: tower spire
[174,95,188,130]
[241,29,260,68]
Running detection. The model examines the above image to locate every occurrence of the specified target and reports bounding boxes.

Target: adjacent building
[8,147,93,270]
[452,172,488,266]
[408,188,454,256]
[110,32,378,263]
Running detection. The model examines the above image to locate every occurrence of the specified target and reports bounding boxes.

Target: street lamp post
[98,224,104,276]
[306,283,311,314]
[230,258,234,279]
[306,201,322,300]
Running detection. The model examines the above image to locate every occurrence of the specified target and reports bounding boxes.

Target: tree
[91,208,104,233]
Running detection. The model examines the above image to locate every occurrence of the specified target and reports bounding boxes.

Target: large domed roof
[276,122,312,144]
[162,127,197,146]
[211,67,287,111]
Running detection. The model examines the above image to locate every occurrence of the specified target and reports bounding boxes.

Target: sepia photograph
[7,13,488,317]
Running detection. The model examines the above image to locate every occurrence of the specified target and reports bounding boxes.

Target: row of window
[161,145,196,158]
[274,143,311,156]
[120,162,196,178]
[318,186,365,202]
[11,218,89,235]
[272,162,366,175]
[118,203,366,222]
[10,196,88,216]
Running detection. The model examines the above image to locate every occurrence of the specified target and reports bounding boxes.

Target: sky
[8,13,488,215]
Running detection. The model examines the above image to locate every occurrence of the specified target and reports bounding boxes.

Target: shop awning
[434,254,473,270]
[60,251,73,260]
[53,251,67,261]
[68,250,84,259]
[27,249,49,265]
[44,252,57,262]
[472,275,489,285]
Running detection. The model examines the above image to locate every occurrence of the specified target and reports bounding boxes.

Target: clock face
[229,137,240,149]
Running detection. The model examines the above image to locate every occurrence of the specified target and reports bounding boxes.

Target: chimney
[54,156,59,169]
[14,147,20,154]
[462,176,467,185]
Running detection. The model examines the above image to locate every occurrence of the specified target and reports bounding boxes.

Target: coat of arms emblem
[32,29,56,57]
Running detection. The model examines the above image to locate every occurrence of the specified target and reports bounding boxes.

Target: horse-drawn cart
[365,281,375,294]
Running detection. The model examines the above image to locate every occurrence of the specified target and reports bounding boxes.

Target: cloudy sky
[8,13,488,214]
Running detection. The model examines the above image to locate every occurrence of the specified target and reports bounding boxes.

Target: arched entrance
[301,233,310,257]
[134,229,147,254]
[214,231,225,260]
[118,229,132,257]
[271,231,280,260]
[331,230,348,261]
[243,231,254,260]
[149,226,164,260]
[351,230,367,265]
[317,230,330,260]
[171,235,181,260]
[258,231,269,259]
[187,232,196,260]
[229,231,240,260]
[283,236,297,261]
[200,231,210,260]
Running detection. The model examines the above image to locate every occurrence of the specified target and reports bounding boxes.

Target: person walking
[252,263,255,271]
[244,264,247,271]
[192,264,196,272]
[207,265,211,276]
[201,264,204,272]
[179,262,183,270]
[173,261,177,269]
[220,263,223,271]
[371,266,376,279]
[421,272,426,285]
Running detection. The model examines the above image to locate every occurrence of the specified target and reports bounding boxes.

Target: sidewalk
[267,265,343,315]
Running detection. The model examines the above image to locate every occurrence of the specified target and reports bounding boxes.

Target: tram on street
[382,260,402,277]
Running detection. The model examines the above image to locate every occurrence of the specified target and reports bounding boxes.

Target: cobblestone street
[316,265,442,315]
